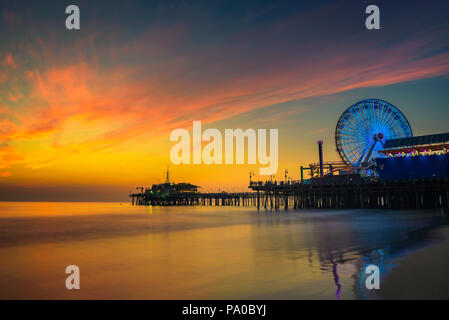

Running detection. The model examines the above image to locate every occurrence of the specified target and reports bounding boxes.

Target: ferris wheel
[335,99,412,167]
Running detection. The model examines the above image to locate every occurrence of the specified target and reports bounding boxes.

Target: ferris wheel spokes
[335,99,412,168]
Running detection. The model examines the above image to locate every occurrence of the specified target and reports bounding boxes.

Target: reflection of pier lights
[330,257,342,299]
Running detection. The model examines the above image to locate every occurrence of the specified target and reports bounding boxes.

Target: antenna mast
[166,165,170,183]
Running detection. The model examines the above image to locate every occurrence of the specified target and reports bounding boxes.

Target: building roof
[383,132,449,150]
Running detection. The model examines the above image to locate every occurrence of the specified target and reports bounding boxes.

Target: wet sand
[380,225,449,299]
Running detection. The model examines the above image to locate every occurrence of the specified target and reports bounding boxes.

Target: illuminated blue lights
[336,99,412,167]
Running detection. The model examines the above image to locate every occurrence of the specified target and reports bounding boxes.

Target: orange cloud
[1,10,449,191]
[2,52,17,68]
[3,36,449,175]
[0,172,12,178]
[8,91,22,102]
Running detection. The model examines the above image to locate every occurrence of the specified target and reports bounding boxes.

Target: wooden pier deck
[130,192,258,207]
[130,176,449,210]
[249,177,449,210]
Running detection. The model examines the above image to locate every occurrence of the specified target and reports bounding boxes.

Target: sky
[1,0,449,201]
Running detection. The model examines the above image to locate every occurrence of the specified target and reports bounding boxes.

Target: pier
[130,176,449,210]
[130,102,449,211]
[130,191,258,207]
[248,177,449,210]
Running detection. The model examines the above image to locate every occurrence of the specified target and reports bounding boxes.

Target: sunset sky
[1,0,449,201]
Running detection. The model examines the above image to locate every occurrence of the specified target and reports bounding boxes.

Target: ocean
[0,202,448,299]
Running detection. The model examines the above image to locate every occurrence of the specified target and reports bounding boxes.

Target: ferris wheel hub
[374,132,384,141]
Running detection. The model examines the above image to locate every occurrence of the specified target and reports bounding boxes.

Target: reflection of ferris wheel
[335,99,412,167]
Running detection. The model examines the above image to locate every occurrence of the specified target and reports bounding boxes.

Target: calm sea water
[0,202,447,299]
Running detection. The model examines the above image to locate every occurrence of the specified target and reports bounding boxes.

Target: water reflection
[330,257,342,299]
[249,208,448,299]
[0,202,447,299]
